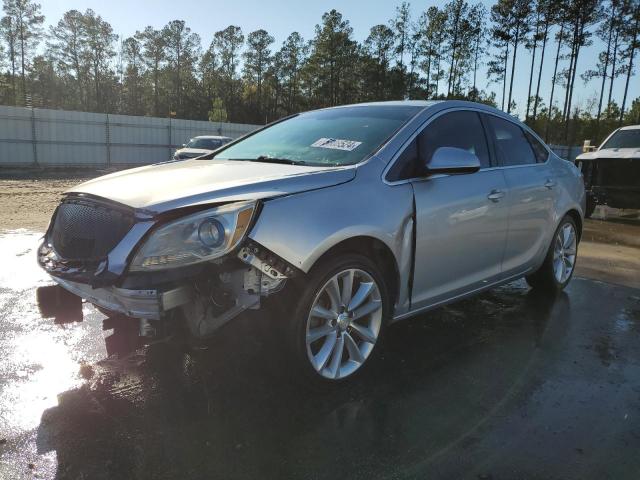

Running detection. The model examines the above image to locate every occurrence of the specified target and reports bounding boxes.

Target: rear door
[388,110,509,310]
[482,114,555,275]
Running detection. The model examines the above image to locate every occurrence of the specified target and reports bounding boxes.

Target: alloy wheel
[553,222,577,283]
[305,268,383,380]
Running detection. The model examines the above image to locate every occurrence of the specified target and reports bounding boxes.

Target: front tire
[286,254,390,387]
[526,215,578,292]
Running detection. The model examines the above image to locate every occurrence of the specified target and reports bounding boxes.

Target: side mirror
[181,143,186,147]
[426,147,481,175]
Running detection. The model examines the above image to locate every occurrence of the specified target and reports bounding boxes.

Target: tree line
[0,0,639,145]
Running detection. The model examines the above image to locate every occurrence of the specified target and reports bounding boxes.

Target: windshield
[601,129,640,149]
[213,105,423,166]
[186,138,224,149]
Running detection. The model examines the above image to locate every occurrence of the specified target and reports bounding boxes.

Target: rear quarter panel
[550,153,586,236]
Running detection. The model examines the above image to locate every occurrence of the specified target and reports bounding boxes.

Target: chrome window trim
[382,106,551,186]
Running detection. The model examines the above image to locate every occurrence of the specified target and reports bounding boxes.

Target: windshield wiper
[253,155,305,165]
[224,156,306,165]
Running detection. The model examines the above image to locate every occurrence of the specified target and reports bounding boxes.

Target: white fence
[0,104,583,167]
[0,105,260,167]
[550,144,583,162]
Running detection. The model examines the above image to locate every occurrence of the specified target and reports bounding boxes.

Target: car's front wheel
[526,215,579,292]
[286,254,389,386]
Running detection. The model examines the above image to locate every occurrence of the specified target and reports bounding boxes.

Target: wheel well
[311,236,400,305]
[565,209,583,242]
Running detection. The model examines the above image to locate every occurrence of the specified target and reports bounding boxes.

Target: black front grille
[50,199,135,260]
[596,158,640,187]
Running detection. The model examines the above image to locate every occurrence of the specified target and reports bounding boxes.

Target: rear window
[213,105,423,166]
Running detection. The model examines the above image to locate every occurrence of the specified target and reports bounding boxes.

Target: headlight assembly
[130,201,256,271]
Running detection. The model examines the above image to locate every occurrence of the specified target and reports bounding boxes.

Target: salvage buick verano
[38,100,586,385]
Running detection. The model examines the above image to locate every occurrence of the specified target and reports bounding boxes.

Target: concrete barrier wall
[0,105,260,167]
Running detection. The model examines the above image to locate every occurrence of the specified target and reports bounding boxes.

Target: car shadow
[36,282,570,479]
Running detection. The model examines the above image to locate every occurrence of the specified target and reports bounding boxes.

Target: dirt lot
[1,172,638,288]
[0,171,102,231]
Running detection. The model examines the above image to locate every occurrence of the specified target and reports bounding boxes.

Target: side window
[486,116,537,166]
[418,111,491,169]
[524,131,549,163]
[387,110,490,181]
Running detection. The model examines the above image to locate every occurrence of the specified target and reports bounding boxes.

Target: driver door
[404,110,510,309]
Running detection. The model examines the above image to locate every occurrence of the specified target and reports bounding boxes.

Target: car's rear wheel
[286,254,389,387]
[526,215,578,292]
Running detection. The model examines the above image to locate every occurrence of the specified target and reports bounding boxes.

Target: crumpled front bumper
[53,277,192,320]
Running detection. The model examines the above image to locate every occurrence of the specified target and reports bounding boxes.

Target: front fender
[247,175,415,311]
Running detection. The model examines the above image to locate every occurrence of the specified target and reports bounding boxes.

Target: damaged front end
[37,194,297,356]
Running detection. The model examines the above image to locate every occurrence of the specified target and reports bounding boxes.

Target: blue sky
[41,0,638,118]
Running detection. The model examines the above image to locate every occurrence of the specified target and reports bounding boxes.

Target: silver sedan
[38,100,586,386]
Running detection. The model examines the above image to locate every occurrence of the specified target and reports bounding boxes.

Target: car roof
[619,125,640,131]
[322,99,514,119]
[192,135,232,140]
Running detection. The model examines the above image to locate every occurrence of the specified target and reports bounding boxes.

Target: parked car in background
[173,135,232,160]
[575,125,640,217]
[38,100,585,386]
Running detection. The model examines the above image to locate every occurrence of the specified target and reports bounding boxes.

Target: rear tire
[285,253,390,388]
[526,215,579,292]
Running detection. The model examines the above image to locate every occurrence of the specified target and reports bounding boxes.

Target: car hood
[576,148,640,160]
[67,159,355,212]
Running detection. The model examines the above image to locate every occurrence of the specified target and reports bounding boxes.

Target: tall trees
[544,7,568,140]
[532,0,559,121]
[561,0,604,140]
[444,0,470,97]
[364,24,395,100]
[2,0,43,104]
[468,4,488,96]
[490,0,531,113]
[619,0,640,123]
[525,1,544,120]
[277,32,306,115]
[304,10,358,107]
[48,10,88,110]
[418,6,447,98]
[48,9,116,113]
[0,15,17,103]
[243,29,274,120]
[391,2,411,75]
[162,20,200,117]
[83,10,116,112]
[121,36,144,115]
[0,2,637,138]
[214,25,244,118]
[135,27,165,116]
[582,0,623,130]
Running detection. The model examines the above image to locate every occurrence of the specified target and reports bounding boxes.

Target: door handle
[487,189,505,202]
[544,179,556,189]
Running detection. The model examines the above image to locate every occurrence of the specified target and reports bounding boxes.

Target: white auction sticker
[311,138,362,151]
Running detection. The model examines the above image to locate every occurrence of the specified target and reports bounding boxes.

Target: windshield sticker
[311,138,363,151]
